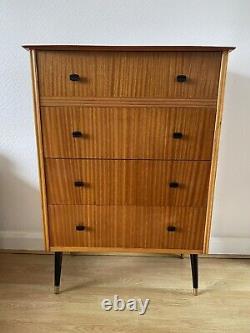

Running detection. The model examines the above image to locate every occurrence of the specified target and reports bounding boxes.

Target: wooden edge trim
[30,50,50,251]
[1,249,249,259]
[49,246,202,254]
[40,97,217,108]
[203,51,229,254]
[22,45,236,52]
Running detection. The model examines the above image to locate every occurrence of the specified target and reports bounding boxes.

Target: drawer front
[48,205,206,250]
[42,106,216,160]
[37,51,221,99]
[45,159,210,206]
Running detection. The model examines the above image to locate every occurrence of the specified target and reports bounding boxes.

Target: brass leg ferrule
[54,286,60,294]
[193,288,198,296]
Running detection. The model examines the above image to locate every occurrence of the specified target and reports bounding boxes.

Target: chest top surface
[23,45,235,51]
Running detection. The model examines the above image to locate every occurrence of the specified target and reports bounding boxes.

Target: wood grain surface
[45,159,211,206]
[26,47,233,254]
[48,205,206,250]
[203,51,229,253]
[37,51,222,98]
[40,97,217,108]
[41,106,216,160]
[30,51,50,250]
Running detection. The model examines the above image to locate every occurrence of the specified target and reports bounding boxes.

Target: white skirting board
[209,236,250,255]
[0,231,44,251]
[0,231,250,254]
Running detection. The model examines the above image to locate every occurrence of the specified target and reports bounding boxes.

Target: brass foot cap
[193,288,198,296]
[54,286,60,294]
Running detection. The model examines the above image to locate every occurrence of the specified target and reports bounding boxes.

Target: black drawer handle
[74,181,85,187]
[169,182,179,188]
[167,226,176,232]
[72,131,83,138]
[173,132,183,139]
[69,73,80,81]
[76,225,85,231]
[176,74,187,82]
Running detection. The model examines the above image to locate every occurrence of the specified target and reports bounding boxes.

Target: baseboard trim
[0,232,250,255]
[209,236,250,255]
[0,231,44,251]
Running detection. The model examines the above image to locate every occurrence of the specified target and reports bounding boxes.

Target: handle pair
[75,224,177,232]
[74,180,179,188]
[69,73,187,82]
[72,131,183,139]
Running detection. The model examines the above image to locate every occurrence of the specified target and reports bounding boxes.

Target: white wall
[0,0,249,253]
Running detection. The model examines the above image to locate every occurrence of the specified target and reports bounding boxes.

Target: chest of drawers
[24,45,234,295]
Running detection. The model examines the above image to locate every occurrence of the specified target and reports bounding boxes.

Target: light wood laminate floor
[0,253,249,332]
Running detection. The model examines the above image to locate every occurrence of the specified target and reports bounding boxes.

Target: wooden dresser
[24,45,234,295]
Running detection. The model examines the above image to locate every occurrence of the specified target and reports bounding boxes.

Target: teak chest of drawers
[24,45,235,295]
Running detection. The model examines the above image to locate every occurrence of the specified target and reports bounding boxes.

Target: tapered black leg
[190,254,198,296]
[54,252,63,294]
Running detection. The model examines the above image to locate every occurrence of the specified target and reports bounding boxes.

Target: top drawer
[37,51,221,99]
